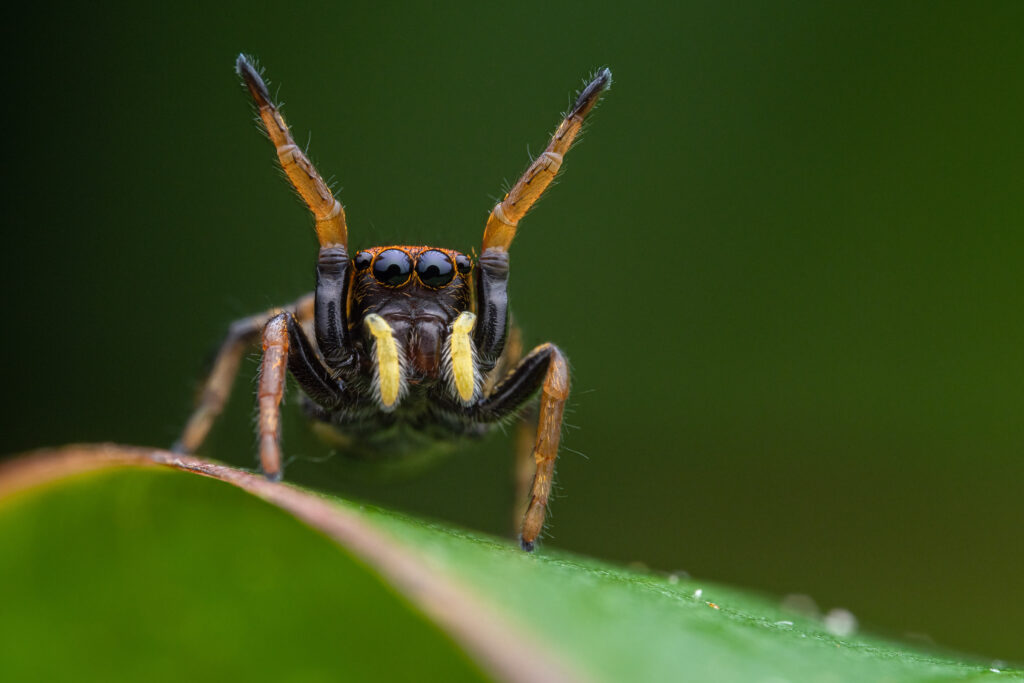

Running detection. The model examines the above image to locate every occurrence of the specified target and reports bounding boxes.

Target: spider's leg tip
[235,53,271,103]
[169,440,190,455]
[519,537,536,552]
[572,67,614,116]
[235,53,252,75]
[262,469,284,483]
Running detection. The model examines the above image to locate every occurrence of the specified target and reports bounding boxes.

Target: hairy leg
[236,55,348,248]
[174,294,314,454]
[481,69,612,251]
[516,346,569,550]
[257,311,351,480]
[471,342,569,550]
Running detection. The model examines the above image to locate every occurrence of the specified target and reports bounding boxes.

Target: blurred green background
[4,1,1022,664]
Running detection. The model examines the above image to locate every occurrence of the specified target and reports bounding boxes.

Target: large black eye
[416,249,455,288]
[353,251,372,270]
[372,249,412,286]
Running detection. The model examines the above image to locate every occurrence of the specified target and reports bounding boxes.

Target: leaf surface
[0,446,1015,683]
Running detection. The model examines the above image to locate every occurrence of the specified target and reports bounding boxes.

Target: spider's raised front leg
[481,67,611,252]
[236,55,348,249]
[174,294,314,454]
[257,311,352,480]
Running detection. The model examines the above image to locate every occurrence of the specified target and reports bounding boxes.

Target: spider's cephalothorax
[176,55,612,551]
[348,246,475,406]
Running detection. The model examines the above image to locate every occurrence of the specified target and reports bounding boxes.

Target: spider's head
[349,245,477,407]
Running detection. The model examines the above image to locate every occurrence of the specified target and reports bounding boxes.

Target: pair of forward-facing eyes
[353,248,473,289]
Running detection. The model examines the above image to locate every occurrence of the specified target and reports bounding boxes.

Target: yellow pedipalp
[451,312,477,402]
[364,314,401,409]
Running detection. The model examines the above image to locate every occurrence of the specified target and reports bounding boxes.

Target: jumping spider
[176,55,612,550]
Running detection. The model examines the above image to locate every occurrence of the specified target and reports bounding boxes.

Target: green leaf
[0,446,1015,683]
[0,465,486,682]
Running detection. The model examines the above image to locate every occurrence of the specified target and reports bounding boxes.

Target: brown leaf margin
[0,443,584,683]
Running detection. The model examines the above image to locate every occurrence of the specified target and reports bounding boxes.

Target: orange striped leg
[256,309,351,481]
[236,55,348,248]
[175,294,313,454]
[482,68,612,252]
[519,346,570,551]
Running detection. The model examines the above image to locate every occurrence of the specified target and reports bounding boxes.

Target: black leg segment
[473,343,562,421]
[314,245,356,371]
[473,247,510,371]
[282,312,351,409]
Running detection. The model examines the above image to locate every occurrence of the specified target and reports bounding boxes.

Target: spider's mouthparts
[405,319,445,381]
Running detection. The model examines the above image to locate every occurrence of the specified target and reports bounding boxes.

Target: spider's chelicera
[175,55,612,551]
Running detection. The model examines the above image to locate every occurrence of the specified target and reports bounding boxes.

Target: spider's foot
[519,536,536,552]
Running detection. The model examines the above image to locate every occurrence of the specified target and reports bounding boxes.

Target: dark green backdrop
[4,1,1022,663]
